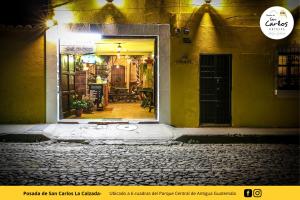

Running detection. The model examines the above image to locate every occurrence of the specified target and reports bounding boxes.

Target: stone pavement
[0,142,299,185]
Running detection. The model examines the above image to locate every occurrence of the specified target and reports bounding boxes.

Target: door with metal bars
[200,54,232,125]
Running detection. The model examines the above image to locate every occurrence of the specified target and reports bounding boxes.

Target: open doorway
[59,35,157,121]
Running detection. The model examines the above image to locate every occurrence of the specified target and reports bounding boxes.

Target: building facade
[0,0,299,127]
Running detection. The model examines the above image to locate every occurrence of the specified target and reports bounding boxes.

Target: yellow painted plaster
[0,29,45,123]
[2,0,299,127]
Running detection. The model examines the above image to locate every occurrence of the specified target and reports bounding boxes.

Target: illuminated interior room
[59,34,156,120]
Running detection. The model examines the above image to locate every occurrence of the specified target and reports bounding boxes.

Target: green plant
[75,55,83,71]
[83,99,94,113]
[71,99,88,110]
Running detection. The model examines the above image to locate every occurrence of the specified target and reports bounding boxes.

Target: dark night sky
[0,0,49,25]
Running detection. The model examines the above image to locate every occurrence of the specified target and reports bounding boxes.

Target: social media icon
[244,189,252,197]
[253,189,262,197]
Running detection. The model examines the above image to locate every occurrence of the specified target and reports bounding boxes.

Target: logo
[244,189,252,197]
[260,6,294,40]
[253,189,262,197]
[244,189,262,198]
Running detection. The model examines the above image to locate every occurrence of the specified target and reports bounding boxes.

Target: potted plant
[82,97,95,114]
[72,100,88,117]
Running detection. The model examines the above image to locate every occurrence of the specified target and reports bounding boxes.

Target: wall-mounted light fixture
[117,43,122,52]
[46,19,58,28]
[103,0,124,7]
[116,43,122,58]
[182,27,190,35]
[173,27,181,36]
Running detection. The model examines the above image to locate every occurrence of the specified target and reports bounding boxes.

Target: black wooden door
[200,54,231,125]
[60,54,76,118]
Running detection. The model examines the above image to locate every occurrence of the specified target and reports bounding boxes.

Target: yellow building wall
[1,0,298,126]
[169,1,300,127]
[0,28,45,123]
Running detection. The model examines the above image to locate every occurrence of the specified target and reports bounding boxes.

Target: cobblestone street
[0,142,299,185]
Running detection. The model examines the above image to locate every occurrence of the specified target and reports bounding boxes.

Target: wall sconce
[46,19,58,28]
[173,27,181,35]
[204,0,211,4]
[117,43,122,52]
[182,27,190,35]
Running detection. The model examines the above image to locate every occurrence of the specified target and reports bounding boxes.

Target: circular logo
[260,6,294,40]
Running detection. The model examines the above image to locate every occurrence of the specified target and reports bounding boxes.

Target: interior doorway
[58,35,157,121]
[199,54,232,126]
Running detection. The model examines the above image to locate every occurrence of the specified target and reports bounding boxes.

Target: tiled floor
[68,102,155,119]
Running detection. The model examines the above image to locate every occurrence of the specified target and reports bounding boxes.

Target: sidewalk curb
[175,134,300,144]
[0,124,299,144]
[0,133,50,143]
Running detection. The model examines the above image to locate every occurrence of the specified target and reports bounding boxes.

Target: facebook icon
[244,189,252,197]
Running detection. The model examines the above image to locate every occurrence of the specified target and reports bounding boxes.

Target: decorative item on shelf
[88,75,96,84]
[102,78,107,84]
[96,64,110,80]
[96,75,102,84]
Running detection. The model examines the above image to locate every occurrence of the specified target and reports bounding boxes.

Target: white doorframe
[46,24,170,124]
